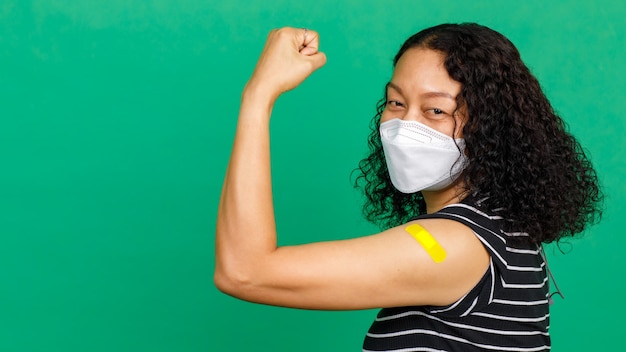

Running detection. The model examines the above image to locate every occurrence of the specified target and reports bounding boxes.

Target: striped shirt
[363,198,551,351]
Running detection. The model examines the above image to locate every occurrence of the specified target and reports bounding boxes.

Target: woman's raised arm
[214,26,327,301]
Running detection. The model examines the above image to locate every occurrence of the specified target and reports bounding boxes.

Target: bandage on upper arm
[405,224,447,263]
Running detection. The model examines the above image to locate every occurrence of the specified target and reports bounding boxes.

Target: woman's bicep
[215,219,490,310]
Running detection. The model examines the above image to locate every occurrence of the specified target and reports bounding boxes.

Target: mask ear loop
[539,245,565,305]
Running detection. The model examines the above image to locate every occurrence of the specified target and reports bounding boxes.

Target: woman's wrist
[239,84,275,123]
[243,77,279,102]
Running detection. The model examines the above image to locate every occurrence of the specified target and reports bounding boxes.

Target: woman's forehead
[390,48,460,98]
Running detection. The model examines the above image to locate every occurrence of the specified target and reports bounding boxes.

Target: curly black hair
[354,23,603,243]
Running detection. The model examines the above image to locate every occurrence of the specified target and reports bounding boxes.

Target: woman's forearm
[215,92,277,288]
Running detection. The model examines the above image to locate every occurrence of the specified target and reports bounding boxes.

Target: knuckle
[275,27,292,37]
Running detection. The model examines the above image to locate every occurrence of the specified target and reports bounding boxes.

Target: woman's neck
[422,181,468,214]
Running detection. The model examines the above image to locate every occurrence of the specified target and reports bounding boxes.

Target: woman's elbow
[213,265,254,298]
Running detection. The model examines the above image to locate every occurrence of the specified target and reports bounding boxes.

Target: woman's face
[382,47,465,138]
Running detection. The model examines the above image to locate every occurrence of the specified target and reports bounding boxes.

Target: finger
[299,29,320,54]
[298,28,308,51]
[300,45,318,56]
[302,29,318,48]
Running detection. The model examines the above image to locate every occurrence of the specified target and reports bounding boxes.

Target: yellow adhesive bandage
[405,224,447,263]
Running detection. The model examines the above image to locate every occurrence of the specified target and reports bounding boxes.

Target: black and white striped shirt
[363,198,551,351]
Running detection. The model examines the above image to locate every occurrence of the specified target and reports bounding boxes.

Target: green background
[1,1,624,351]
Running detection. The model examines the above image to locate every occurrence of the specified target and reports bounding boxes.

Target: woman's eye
[426,108,449,117]
[387,100,404,108]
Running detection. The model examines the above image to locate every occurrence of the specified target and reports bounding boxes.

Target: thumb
[306,51,327,72]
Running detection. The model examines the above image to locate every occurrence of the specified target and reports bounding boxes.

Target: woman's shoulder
[420,196,542,271]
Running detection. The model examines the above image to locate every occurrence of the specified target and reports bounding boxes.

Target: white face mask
[379,118,468,193]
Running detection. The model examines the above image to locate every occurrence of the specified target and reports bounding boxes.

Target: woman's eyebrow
[387,82,455,100]
[387,82,403,94]
[420,91,455,100]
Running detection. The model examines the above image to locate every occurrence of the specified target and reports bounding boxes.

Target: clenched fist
[244,27,327,104]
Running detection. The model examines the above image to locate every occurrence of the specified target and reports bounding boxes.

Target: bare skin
[214,27,489,310]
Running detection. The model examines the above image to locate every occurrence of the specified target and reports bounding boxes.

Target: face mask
[379,118,468,193]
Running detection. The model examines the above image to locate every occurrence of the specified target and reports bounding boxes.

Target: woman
[215,23,602,351]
